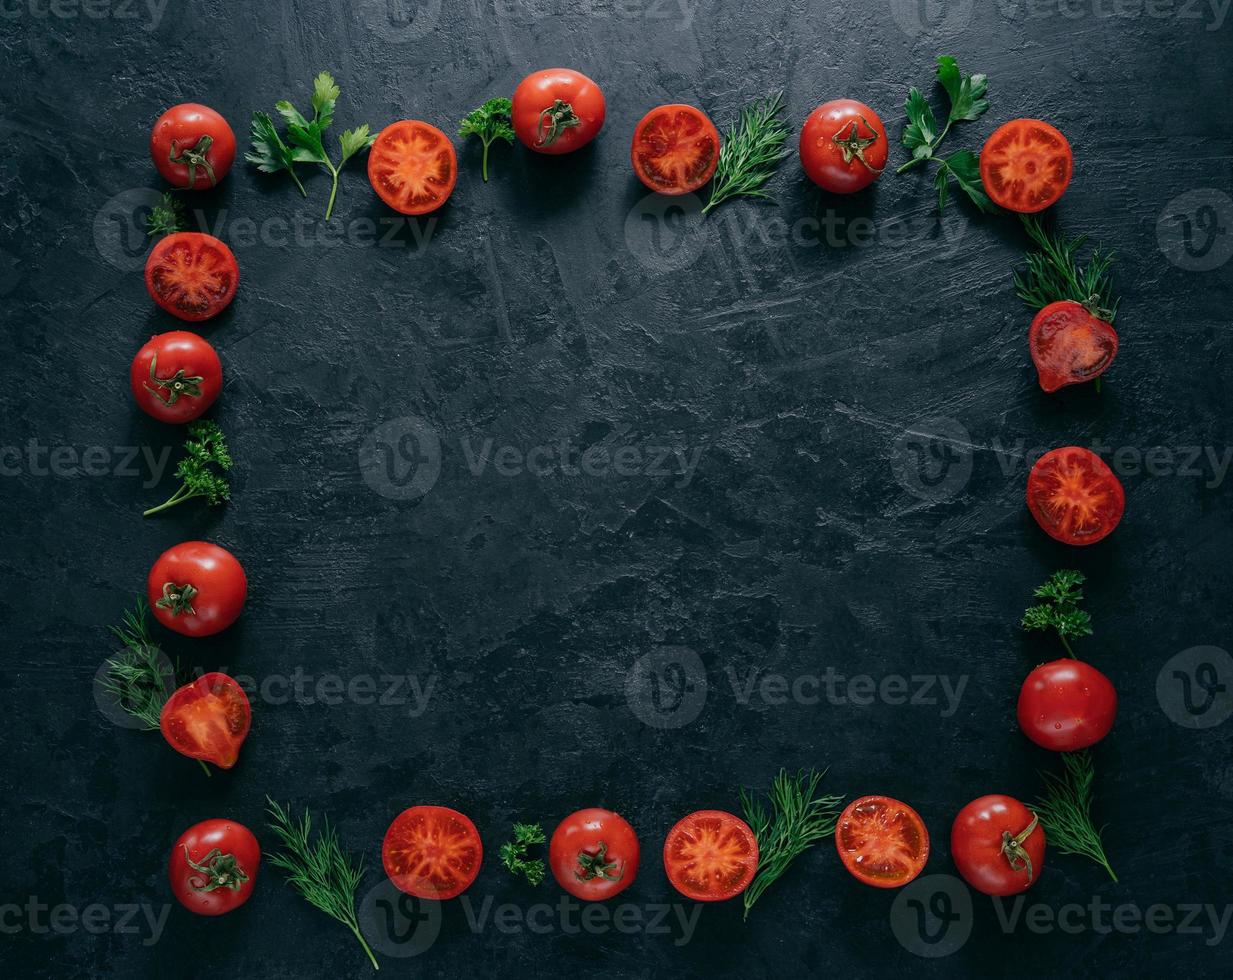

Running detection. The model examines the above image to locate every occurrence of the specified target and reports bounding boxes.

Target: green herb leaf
[339,124,377,166]
[459,98,515,182]
[99,598,177,729]
[266,799,380,970]
[143,420,232,517]
[145,192,186,238]
[1022,569,1094,657]
[312,71,340,131]
[1034,750,1117,881]
[1014,215,1119,322]
[704,93,791,214]
[939,149,995,214]
[246,111,308,196]
[902,88,937,161]
[936,55,989,124]
[740,768,843,920]
[499,821,547,885]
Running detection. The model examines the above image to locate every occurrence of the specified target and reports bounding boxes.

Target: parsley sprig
[899,56,994,214]
[144,420,232,517]
[266,798,379,970]
[1034,749,1117,882]
[1021,569,1093,658]
[246,72,376,220]
[1014,215,1119,322]
[145,192,186,238]
[740,768,843,920]
[499,821,546,885]
[459,98,515,182]
[703,93,791,214]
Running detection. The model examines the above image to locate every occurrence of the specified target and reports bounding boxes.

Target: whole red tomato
[160,672,251,769]
[147,541,247,637]
[549,808,639,901]
[951,795,1045,896]
[799,99,888,193]
[1018,659,1117,751]
[512,69,606,154]
[150,104,236,190]
[169,819,259,915]
[130,331,222,424]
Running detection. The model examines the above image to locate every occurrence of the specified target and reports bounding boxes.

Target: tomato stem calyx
[574,841,623,882]
[536,100,581,147]
[183,845,249,892]
[144,352,203,406]
[1000,813,1040,884]
[831,117,885,175]
[156,581,198,617]
[169,135,218,188]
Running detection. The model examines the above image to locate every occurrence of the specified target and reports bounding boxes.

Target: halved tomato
[159,672,251,770]
[144,232,239,322]
[663,809,758,901]
[382,805,482,900]
[367,121,457,215]
[979,119,1073,213]
[1029,300,1118,392]
[631,105,720,196]
[1026,446,1125,546]
[835,795,930,888]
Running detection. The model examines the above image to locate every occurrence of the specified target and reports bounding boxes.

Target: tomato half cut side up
[144,232,239,322]
[367,121,458,216]
[159,672,251,769]
[663,810,758,901]
[1029,300,1118,392]
[835,796,930,888]
[979,119,1073,213]
[1026,446,1125,546]
[631,105,721,196]
[383,805,483,900]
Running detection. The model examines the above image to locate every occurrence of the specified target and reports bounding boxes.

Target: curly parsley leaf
[144,420,232,517]
[144,192,186,238]
[499,821,546,885]
[1022,569,1094,656]
[459,98,515,182]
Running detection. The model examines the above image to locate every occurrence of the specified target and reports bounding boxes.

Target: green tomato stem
[198,759,212,778]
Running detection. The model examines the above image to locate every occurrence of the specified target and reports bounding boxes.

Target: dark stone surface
[2,1,1232,977]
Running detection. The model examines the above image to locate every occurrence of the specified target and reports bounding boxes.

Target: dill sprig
[266,798,379,970]
[1033,749,1117,882]
[703,93,791,214]
[739,768,844,920]
[144,420,232,517]
[1021,569,1094,658]
[1014,215,1119,322]
[100,598,176,729]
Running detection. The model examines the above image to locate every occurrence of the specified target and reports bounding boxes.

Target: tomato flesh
[1026,447,1125,546]
[144,232,238,322]
[1018,659,1117,751]
[383,805,482,900]
[1028,300,1118,392]
[951,795,1045,897]
[835,796,929,888]
[980,119,1073,213]
[663,810,758,901]
[160,673,251,769]
[367,121,457,216]
[631,105,720,195]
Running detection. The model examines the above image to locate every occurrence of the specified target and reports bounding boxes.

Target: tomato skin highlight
[130,331,222,424]
[951,795,1045,896]
[835,795,930,888]
[1018,659,1117,752]
[631,104,721,195]
[147,541,247,637]
[169,819,259,915]
[512,69,606,155]
[799,99,888,194]
[1029,300,1118,392]
[663,810,758,902]
[367,120,458,216]
[160,673,252,769]
[144,232,239,322]
[980,119,1073,213]
[150,103,236,190]
[382,805,483,900]
[1026,446,1125,546]
[549,808,639,901]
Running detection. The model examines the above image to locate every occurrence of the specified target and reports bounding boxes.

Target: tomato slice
[367,121,458,216]
[835,796,930,888]
[144,232,238,322]
[1026,446,1125,546]
[663,809,758,901]
[1029,300,1118,392]
[631,105,721,196]
[979,119,1073,213]
[159,672,251,769]
[382,805,482,899]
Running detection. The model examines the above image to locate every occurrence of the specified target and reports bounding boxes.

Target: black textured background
[2,1,1232,977]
